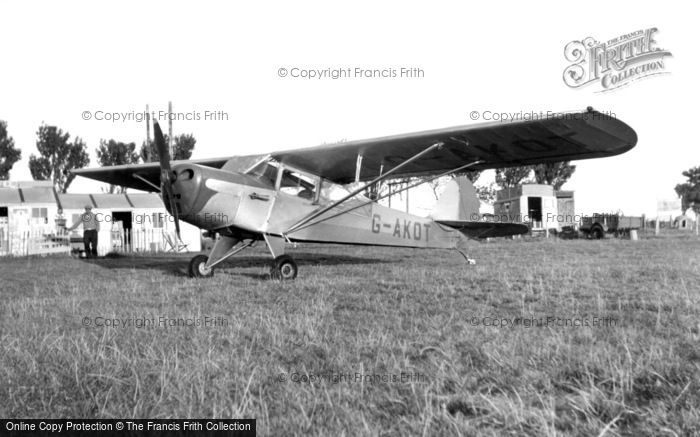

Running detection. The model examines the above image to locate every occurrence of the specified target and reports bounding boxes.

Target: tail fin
[431,176,480,221]
[432,176,530,239]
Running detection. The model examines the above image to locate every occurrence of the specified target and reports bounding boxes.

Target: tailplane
[432,176,529,239]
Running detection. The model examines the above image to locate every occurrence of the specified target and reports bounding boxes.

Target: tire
[189,254,214,278]
[270,255,298,280]
[591,227,604,240]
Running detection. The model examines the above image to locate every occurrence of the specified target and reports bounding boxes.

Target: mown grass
[1,233,699,436]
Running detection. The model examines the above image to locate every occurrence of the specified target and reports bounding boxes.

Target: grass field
[1,234,699,436]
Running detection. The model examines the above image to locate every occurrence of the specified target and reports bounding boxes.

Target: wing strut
[132,174,161,192]
[285,141,444,234]
[286,160,482,234]
[355,154,363,183]
[285,159,483,235]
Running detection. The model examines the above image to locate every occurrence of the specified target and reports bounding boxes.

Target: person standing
[67,204,100,257]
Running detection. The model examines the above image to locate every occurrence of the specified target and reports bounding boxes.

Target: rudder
[431,176,480,221]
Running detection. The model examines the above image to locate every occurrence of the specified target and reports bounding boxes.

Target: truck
[579,213,643,239]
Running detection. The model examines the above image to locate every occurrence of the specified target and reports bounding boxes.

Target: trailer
[580,214,643,239]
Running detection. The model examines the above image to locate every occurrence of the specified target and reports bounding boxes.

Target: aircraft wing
[72,157,234,192]
[271,108,637,184]
[437,220,530,239]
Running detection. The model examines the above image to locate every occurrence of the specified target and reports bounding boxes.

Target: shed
[674,214,695,230]
[1,185,65,255]
[555,190,576,228]
[494,184,560,230]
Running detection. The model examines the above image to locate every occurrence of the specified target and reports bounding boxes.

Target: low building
[1,181,201,256]
[555,190,576,228]
[493,184,575,231]
[674,214,695,231]
[0,181,64,255]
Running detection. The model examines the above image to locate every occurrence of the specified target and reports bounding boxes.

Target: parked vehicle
[580,214,642,239]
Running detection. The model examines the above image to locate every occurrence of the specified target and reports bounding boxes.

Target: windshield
[246,158,370,203]
[245,160,279,188]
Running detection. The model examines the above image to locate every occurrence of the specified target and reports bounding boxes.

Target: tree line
[470,163,577,202]
[0,120,196,193]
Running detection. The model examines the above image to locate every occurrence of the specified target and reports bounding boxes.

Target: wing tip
[589,110,638,156]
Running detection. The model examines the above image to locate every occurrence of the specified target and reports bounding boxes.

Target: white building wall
[543,196,558,230]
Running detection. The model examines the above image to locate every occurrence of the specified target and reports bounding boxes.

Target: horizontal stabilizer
[437,220,529,239]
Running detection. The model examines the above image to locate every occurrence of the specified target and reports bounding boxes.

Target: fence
[0,228,70,256]
[0,227,189,257]
[109,228,188,253]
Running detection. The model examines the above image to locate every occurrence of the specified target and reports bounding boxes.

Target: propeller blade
[165,183,181,239]
[153,120,172,183]
[153,120,181,239]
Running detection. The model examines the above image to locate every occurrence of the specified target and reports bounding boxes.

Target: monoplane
[74,108,637,279]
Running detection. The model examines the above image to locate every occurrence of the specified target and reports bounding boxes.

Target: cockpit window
[319,180,370,202]
[280,169,317,200]
[246,160,279,188]
[247,159,367,205]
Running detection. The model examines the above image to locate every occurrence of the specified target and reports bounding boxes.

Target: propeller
[153,120,181,239]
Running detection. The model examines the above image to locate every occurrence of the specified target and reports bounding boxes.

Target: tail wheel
[189,254,214,278]
[270,255,298,280]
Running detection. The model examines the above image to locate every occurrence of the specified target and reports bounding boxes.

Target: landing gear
[456,248,476,265]
[187,233,299,280]
[188,236,253,279]
[264,234,298,280]
[270,254,298,280]
[189,254,214,278]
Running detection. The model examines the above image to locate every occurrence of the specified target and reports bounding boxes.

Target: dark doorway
[0,206,8,253]
[112,211,133,245]
[527,197,542,225]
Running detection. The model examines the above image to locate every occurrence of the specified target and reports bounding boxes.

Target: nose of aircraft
[164,163,267,230]
[169,164,203,218]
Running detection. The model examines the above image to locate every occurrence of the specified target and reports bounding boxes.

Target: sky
[1,0,697,216]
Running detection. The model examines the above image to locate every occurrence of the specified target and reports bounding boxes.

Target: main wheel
[270,255,298,280]
[189,255,214,278]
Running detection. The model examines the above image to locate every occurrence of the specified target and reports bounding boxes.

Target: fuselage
[165,159,464,249]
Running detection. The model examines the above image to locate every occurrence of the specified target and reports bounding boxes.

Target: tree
[0,120,21,180]
[475,182,497,203]
[96,139,140,193]
[495,166,532,188]
[426,176,449,200]
[28,124,89,193]
[675,166,700,214]
[140,133,197,162]
[423,174,495,205]
[533,161,576,190]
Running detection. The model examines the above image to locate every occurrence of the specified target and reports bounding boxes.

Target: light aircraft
[73,107,637,279]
